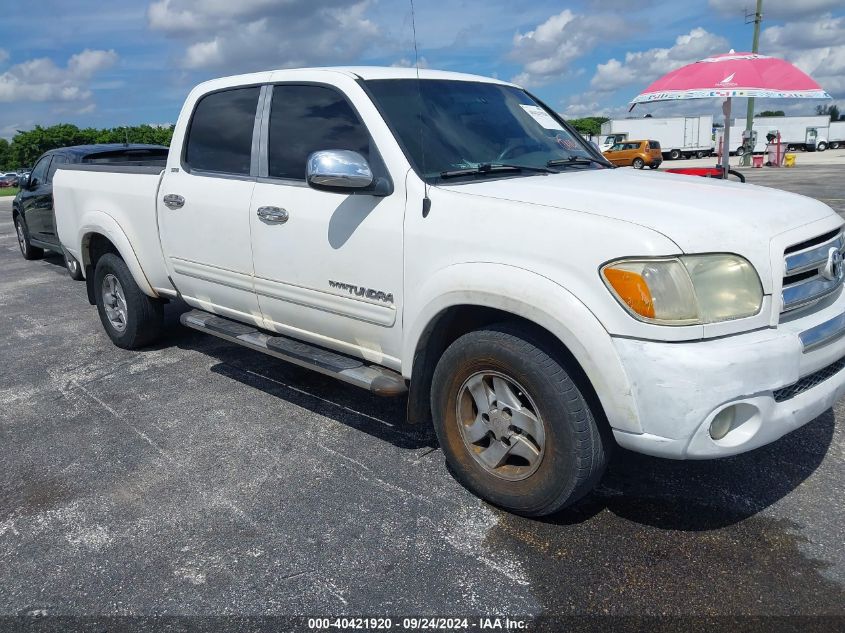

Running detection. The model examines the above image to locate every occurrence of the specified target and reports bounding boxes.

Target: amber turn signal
[602,267,656,319]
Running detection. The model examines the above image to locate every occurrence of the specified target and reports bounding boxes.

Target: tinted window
[185,87,260,175]
[30,155,52,186]
[649,141,661,150]
[268,85,370,180]
[83,148,169,165]
[47,155,67,182]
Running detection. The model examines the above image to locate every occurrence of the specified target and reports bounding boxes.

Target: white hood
[442,168,841,290]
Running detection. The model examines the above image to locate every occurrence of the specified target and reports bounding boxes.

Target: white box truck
[718,115,831,155]
[828,121,845,149]
[600,116,714,160]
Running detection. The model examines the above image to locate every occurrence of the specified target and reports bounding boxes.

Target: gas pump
[741,129,757,156]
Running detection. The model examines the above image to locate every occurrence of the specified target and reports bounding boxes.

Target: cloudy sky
[1,0,843,138]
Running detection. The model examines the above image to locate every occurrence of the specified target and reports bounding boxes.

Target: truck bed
[54,164,172,294]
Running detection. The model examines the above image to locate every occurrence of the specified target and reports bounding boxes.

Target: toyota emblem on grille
[821,247,845,282]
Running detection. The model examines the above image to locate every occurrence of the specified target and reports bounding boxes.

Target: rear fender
[76,210,157,298]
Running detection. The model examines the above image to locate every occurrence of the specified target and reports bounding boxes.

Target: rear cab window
[184,87,261,175]
[649,141,661,150]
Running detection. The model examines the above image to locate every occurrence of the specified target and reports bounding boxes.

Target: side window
[268,85,370,181]
[47,155,67,183]
[29,156,52,187]
[185,86,261,175]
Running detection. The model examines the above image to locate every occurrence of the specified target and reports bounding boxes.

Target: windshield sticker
[519,104,564,131]
[555,135,580,151]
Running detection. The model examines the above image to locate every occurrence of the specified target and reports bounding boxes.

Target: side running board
[180,310,407,396]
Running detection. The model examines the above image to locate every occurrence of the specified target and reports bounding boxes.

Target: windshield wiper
[547,156,613,168]
[439,163,557,179]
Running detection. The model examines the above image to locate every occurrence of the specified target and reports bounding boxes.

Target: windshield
[365,79,605,181]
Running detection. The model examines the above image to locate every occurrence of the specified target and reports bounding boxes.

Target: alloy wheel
[456,370,546,481]
[102,274,128,333]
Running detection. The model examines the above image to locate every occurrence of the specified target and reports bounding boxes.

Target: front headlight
[601,254,763,325]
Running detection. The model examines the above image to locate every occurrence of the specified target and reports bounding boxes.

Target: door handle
[163,194,185,210]
[257,206,289,224]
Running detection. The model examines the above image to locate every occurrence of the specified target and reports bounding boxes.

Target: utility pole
[741,0,763,166]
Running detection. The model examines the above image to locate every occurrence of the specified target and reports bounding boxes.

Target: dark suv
[13,144,168,278]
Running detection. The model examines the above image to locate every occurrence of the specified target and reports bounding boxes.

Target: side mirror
[306,150,374,193]
[22,175,32,190]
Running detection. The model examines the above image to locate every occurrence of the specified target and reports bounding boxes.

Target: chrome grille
[781,230,845,313]
[773,355,845,402]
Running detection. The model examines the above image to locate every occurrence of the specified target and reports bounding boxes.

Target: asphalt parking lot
[1,167,844,629]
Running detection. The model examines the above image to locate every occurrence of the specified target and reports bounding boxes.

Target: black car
[13,144,168,279]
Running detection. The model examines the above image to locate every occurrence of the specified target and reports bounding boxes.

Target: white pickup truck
[54,67,845,516]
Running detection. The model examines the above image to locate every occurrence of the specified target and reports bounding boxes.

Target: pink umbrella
[629,51,831,178]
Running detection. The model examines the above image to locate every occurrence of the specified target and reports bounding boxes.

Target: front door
[806,127,818,148]
[248,82,405,367]
[158,85,263,323]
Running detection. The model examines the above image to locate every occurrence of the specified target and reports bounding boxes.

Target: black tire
[430,325,608,517]
[696,150,706,159]
[13,214,44,260]
[94,253,163,349]
[669,149,681,160]
[632,157,645,169]
[64,250,85,281]
[648,163,659,169]
[735,146,746,157]
[817,142,827,152]
[831,142,840,150]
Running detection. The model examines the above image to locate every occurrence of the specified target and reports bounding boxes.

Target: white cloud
[708,0,842,19]
[761,15,845,97]
[0,49,8,65]
[509,9,627,86]
[147,0,380,72]
[0,49,117,103]
[590,28,729,92]
[391,57,429,69]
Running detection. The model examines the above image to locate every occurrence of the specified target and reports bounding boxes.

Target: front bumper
[611,289,845,459]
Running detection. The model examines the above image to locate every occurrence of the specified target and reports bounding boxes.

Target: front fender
[75,210,157,298]
[403,262,641,434]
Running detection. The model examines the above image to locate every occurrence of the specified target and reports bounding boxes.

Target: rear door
[247,80,405,365]
[158,85,263,322]
[19,154,52,242]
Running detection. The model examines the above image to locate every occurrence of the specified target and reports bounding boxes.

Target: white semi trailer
[600,116,714,160]
[718,115,832,155]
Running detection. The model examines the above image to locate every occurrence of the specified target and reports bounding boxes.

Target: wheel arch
[76,213,158,304]
[403,264,641,435]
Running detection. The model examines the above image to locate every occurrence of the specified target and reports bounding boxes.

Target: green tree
[816,104,841,121]
[5,123,174,169]
[566,116,610,136]
[756,110,785,117]
[0,138,10,171]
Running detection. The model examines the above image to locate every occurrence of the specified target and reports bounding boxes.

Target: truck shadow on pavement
[556,408,836,531]
[163,305,434,452]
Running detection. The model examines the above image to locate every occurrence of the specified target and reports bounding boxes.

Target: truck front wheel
[430,325,608,516]
[94,253,163,349]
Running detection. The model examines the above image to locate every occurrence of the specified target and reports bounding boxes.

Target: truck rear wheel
[94,253,163,349]
[669,149,681,160]
[430,325,608,517]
